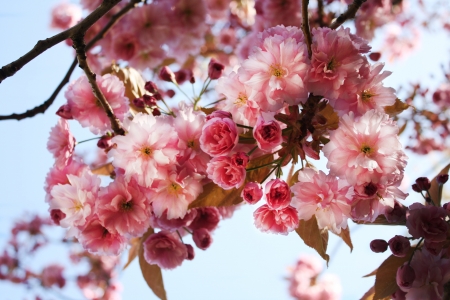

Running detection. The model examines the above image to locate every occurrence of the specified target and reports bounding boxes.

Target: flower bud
[175,69,193,85]
[159,66,176,83]
[50,209,66,226]
[370,239,388,253]
[391,288,407,300]
[437,174,449,184]
[241,182,263,205]
[415,177,431,191]
[208,59,225,80]
[193,228,213,250]
[265,179,291,210]
[144,81,158,94]
[165,89,175,98]
[132,97,145,108]
[369,52,381,61]
[152,108,161,116]
[411,183,421,193]
[143,95,157,107]
[188,207,221,232]
[396,264,415,290]
[385,202,407,224]
[424,239,444,256]
[97,136,112,149]
[56,104,73,119]
[231,152,249,168]
[205,110,232,121]
[185,244,195,260]
[388,235,411,257]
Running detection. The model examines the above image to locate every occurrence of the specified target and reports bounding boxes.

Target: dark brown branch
[329,0,367,29]
[301,0,313,58]
[72,32,125,135]
[0,0,121,84]
[0,0,143,121]
[317,0,325,27]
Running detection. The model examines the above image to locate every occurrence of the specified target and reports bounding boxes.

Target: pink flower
[265,179,291,210]
[41,264,65,288]
[188,207,221,232]
[108,113,179,188]
[200,116,238,157]
[291,168,352,234]
[47,119,75,169]
[240,34,309,112]
[253,116,282,151]
[150,210,197,232]
[97,176,151,237]
[433,83,450,109]
[323,110,407,186]
[65,74,129,134]
[306,27,366,101]
[79,217,127,256]
[231,152,249,168]
[253,205,299,235]
[241,182,263,204]
[50,2,81,30]
[143,230,188,269]
[206,156,246,190]
[50,209,66,226]
[192,228,213,250]
[208,59,225,80]
[406,203,449,243]
[149,170,203,220]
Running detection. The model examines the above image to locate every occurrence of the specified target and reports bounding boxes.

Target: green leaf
[295,215,329,264]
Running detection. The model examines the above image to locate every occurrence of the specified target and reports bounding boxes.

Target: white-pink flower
[199,115,238,157]
[291,168,352,234]
[323,110,407,186]
[253,204,299,235]
[108,113,179,188]
[206,156,246,190]
[65,74,129,134]
[47,119,76,170]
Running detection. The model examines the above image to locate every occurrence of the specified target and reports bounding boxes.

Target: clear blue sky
[0,1,449,299]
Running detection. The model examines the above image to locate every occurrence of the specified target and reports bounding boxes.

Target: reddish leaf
[139,228,167,300]
[314,104,339,131]
[91,163,114,176]
[200,107,216,115]
[360,286,391,300]
[189,154,274,208]
[384,99,409,117]
[373,248,414,299]
[123,237,140,270]
[334,227,353,252]
[288,169,300,187]
[427,163,450,206]
[363,268,378,278]
[295,216,329,264]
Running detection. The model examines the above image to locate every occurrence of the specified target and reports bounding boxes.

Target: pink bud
[166,89,175,98]
[185,244,195,260]
[231,152,249,168]
[175,69,193,85]
[50,209,66,226]
[414,177,431,191]
[145,81,158,94]
[205,110,232,121]
[132,97,145,108]
[437,174,449,184]
[253,117,282,151]
[265,179,291,210]
[97,136,112,149]
[369,52,381,61]
[143,95,157,107]
[396,264,415,290]
[241,182,263,204]
[388,235,411,257]
[193,228,213,250]
[370,239,388,253]
[152,108,161,116]
[188,207,221,232]
[159,66,176,83]
[208,59,225,80]
[56,104,73,119]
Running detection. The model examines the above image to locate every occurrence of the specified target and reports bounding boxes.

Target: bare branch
[0,0,143,121]
[329,0,367,29]
[302,0,313,58]
[0,0,121,84]
[72,32,125,135]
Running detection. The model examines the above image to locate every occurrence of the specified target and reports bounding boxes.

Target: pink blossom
[257,0,302,28]
[306,27,366,101]
[206,156,246,190]
[231,152,249,168]
[188,207,221,232]
[143,231,188,269]
[149,171,203,220]
[200,116,238,157]
[208,59,225,80]
[406,203,449,243]
[47,119,75,169]
[205,0,230,19]
[241,182,263,204]
[291,168,352,234]
[265,179,291,210]
[79,217,127,256]
[50,2,81,30]
[108,113,179,188]
[433,83,450,109]
[257,26,305,48]
[65,74,129,134]
[240,34,309,112]
[253,116,283,151]
[41,264,65,288]
[323,110,407,186]
[216,70,262,127]
[355,0,393,41]
[150,210,197,232]
[253,204,299,235]
[50,209,66,226]
[97,176,151,237]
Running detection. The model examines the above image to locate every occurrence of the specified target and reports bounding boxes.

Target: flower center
[361,90,375,102]
[120,200,133,212]
[168,182,182,195]
[326,58,338,71]
[270,64,286,78]
[141,146,153,157]
[361,144,373,155]
[187,140,195,148]
[234,93,248,107]
[74,201,83,212]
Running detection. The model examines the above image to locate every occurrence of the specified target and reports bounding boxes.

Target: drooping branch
[72,32,125,135]
[329,0,367,29]
[0,0,122,84]
[301,0,313,58]
[0,0,143,121]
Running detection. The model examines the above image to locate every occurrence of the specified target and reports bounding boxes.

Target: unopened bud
[97,136,112,149]
[437,174,449,184]
[159,66,176,83]
[175,69,193,85]
[370,239,388,253]
[152,108,161,116]
[208,59,225,80]
[132,97,145,108]
[415,177,431,191]
[205,110,232,121]
[396,264,415,290]
[50,209,66,226]
[369,52,381,61]
[166,89,175,98]
[56,104,73,119]
[144,81,158,94]
[185,244,195,260]
[143,95,157,107]
[192,228,213,250]
[389,235,411,257]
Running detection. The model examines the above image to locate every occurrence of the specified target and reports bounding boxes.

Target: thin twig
[301,0,313,58]
[0,0,121,83]
[72,32,125,135]
[0,0,143,121]
[317,0,325,27]
[329,0,367,29]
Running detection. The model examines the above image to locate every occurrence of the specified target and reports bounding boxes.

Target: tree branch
[317,0,325,27]
[302,0,313,58]
[72,32,125,135]
[0,0,143,121]
[329,0,367,29]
